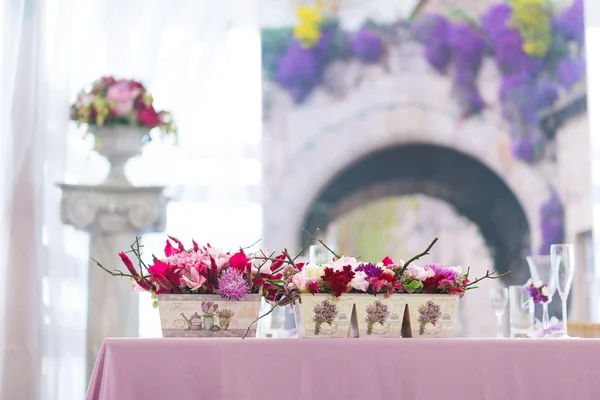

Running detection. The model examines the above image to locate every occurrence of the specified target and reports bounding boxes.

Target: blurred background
[0,0,598,398]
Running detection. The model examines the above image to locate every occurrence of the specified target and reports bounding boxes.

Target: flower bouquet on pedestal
[264,234,508,339]
[94,236,284,338]
[71,76,176,185]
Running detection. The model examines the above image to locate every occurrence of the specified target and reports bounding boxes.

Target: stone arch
[300,143,530,284]
[263,104,550,278]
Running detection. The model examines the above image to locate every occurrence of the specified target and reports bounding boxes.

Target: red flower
[168,236,186,252]
[148,258,178,291]
[229,250,250,272]
[382,256,394,266]
[378,273,397,283]
[308,281,319,294]
[270,254,286,271]
[295,262,305,271]
[119,252,151,291]
[137,106,161,128]
[322,265,355,297]
[164,239,179,257]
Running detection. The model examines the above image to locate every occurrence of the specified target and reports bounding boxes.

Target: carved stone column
[59,183,167,379]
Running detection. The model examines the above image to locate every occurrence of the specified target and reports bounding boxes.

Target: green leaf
[152,300,159,309]
[408,280,423,291]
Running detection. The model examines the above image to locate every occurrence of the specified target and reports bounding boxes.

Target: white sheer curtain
[1,0,261,398]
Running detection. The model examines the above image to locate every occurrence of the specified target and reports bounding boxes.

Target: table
[87,338,600,400]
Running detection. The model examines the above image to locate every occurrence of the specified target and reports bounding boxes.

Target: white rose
[303,263,325,279]
[540,286,549,296]
[350,271,369,292]
[382,269,395,276]
[534,280,544,289]
[328,256,359,271]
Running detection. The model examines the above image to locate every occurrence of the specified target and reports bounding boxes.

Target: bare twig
[318,239,340,259]
[283,248,297,270]
[242,238,262,250]
[242,293,300,339]
[294,228,320,261]
[92,258,149,280]
[401,238,438,271]
[465,270,510,289]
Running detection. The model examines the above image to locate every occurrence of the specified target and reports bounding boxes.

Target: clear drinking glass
[309,245,329,264]
[551,244,575,338]
[526,255,556,330]
[490,287,508,338]
[509,285,534,338]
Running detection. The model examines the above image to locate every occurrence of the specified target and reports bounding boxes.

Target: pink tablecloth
[87,338,600,400]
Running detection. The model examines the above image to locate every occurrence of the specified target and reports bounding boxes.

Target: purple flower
[313,299,338,334]
[554,0,584,44]
[536,81,559,109]
[482,4,513,44]
[511,137,535,163]
[414,14,452,73]
[217,267,249,300]
[426,264,459,281]
[351,29,383,63]
[355,263,383,278]
[452,72,485,117]
[557,58,584,89]
[538,192,565,254]
[449,22,486,73]
[275,40,319,103]
[523,283,549,304]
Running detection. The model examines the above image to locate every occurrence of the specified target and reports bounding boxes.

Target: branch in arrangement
[91,258,148,280]
[401,237,438,272]
[294,228,320,261]
[242,293,300,339]
[242,238,262,250]
[465,270,510,289]
[318,239,340,259]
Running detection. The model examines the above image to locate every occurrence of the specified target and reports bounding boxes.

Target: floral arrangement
[261,0,584,163]
[93,236,290,307]
[71,76,176,137]
[254,235,508,305]
[523,279,549,304]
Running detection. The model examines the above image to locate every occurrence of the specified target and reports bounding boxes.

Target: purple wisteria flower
[511,137,535,163]
[449,22,486,73]
[417,300,442,335]
[413,14,452,73]
[482,3,513,44]
[536,81,559,109]
[557,58,585,89]
[275,40,319,103]
[365,300,390,335]
[351,29,383,63]
[355,263,383,278]
[539,192,565,254]
[217,267,250,300]
[554,0,584,44]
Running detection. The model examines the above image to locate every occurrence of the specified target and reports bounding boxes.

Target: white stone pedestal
[59,184,167,380]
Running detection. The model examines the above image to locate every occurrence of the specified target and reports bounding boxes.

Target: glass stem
[495,312,504,338]
[542,303,550,330]
[562,297,568,336]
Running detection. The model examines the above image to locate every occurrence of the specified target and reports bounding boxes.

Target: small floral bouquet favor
[523,279,549,304]
[71,76,175,138]
[264,235,508,339]
[94,236,287,338]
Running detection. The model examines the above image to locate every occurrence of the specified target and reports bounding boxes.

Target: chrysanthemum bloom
[217,268,250,300]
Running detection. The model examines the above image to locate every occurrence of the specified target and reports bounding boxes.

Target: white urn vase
[92,125,149,186]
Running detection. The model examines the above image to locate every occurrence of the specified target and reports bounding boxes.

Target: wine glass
[489,287,508,338]
[551,244,575,338]
[526,255,556,330]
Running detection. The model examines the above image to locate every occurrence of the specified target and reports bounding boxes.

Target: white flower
[534,280,544,289]
[382,269,395,276]
[540,286,549,296]
[328,256,359,271]
[303,263,325,279]
[350,271,369,292]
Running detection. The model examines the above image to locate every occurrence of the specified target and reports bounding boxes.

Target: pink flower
[329,256,359,271]
[106,82,136,116]
[77,93,96,108]
[292,273,316,292]
[405,264,435,280]
[350,270,369,292]
[137,106,161,128]
[229,250,250,272]
[179,266,206,290]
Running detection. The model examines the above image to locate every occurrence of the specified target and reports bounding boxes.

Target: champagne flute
[490,287,508,338]
[551,244,575,338]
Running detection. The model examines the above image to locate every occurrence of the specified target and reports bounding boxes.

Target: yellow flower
[92,97,111,126]
[293,6,323,48]
[509,0,552,57]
